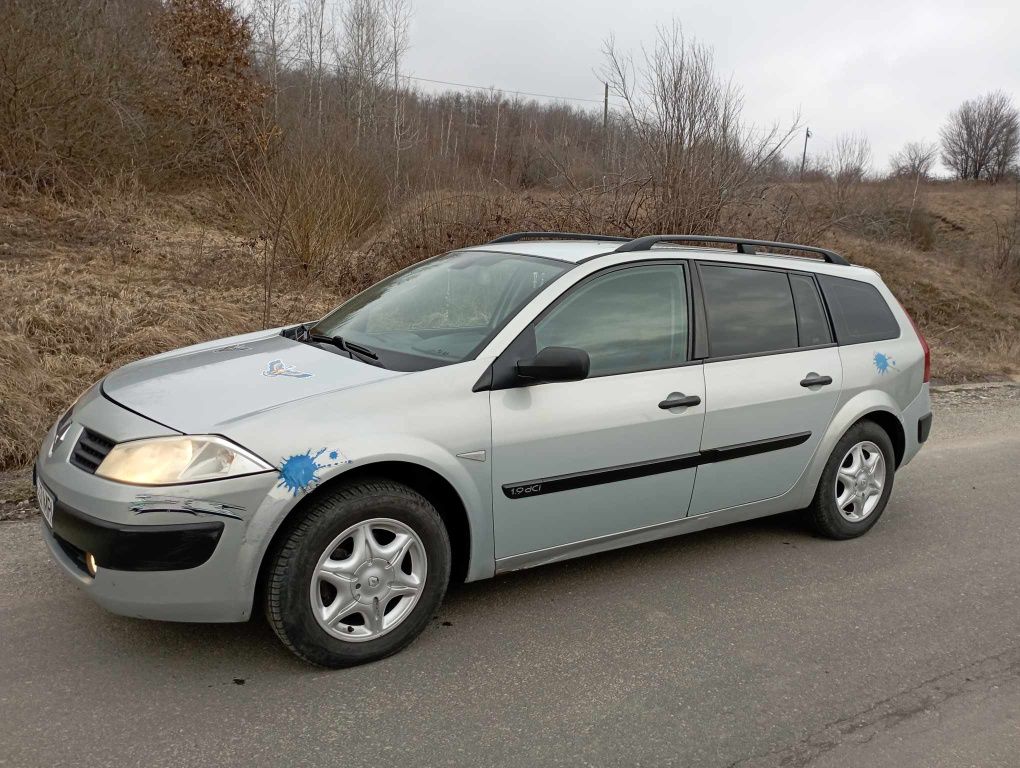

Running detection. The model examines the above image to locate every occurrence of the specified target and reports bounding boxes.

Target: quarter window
[789,274,833,347]
[818,275,900,344]
[700,265,798,357]
[534,265,688,377]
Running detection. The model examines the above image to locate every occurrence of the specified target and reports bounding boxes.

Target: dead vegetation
[2,179,1019,471]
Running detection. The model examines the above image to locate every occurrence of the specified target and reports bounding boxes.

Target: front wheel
[265,479,451,668]
[806,420,896,540]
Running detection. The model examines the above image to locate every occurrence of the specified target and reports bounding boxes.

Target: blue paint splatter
[874,352,897,375]
[276,448,349,496]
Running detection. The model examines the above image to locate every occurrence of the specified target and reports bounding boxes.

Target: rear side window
[700,265,798,357]
[818,275,900,344]
[789,274,832,347]
[534,264,688,376]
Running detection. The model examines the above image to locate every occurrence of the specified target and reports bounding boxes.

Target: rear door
[489,262,706,561]
[688,263,843,516]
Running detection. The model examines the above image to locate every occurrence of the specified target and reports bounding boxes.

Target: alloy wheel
[309,518,427,642]
[834,440,887,522]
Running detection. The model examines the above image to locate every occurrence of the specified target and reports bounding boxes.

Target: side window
[818,275,900,344]
[789,274,832,347]
[700,265,798,357]
[534,265,688,377]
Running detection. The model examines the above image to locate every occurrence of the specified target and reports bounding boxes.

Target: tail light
[900,303,931,383]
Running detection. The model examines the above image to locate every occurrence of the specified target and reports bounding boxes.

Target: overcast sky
[403,0,1020,174]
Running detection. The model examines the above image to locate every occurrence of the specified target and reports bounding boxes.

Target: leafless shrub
[231,125,387,297]
[940,91,1020,183]
[601,21,799,234]
[991,181,1020,281]
[0,0,158,192]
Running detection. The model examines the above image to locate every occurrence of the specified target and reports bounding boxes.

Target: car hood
[102,333,404,435]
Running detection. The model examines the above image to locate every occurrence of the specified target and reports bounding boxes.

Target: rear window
[818,275,900,345]
[701,265,798,357]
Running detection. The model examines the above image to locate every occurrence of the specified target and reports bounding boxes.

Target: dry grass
[1,181,1019,473]
[0,189,339,470]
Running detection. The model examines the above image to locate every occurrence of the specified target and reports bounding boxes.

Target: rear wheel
[265,479,450,668]
[806,420,895,539]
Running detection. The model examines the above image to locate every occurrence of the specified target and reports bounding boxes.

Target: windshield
[310,250,571,371]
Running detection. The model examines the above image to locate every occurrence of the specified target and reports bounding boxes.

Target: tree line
[1,0,1017,199]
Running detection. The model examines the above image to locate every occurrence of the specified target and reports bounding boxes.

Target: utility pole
[602,81,609,166]
[799,127,812,180]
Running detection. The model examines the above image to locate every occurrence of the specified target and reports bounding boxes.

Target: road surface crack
[728,647,1020,768]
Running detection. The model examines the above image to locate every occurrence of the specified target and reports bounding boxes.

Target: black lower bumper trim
[51,500,224,571]
[918,413,933,444]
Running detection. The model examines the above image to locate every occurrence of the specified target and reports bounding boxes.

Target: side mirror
[515,346,590,383]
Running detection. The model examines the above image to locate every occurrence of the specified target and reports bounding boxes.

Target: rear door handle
[800,373,833,388]
[659,393,702,409]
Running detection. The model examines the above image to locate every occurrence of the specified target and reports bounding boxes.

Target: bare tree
[940,91,1020,182]
[299,0,334,134]
[339,0,389,143]
[824,132,871,215]
[890,140,938,179]
[384,0,412,176]
[601,21,798,233]
[250,0,298,119]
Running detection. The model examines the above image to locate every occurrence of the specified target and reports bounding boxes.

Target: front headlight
[95,436,273,485]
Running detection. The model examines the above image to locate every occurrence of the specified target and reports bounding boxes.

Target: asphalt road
[2,387,1018,767]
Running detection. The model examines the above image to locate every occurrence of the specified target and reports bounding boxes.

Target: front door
[688,263,843,515]
[489,263,706,561]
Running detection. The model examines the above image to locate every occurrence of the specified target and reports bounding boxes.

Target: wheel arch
[791,392,908,510]
[859,409,906,468]
[255,460,477,606]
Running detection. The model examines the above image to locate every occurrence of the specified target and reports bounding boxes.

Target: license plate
[37,483,55,527]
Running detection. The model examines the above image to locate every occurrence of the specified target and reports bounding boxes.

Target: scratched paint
[276,448,350,497]
[131,495,246,520]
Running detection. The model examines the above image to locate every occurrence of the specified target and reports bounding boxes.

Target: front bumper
[50,498,224,572]
[36,387,280,622]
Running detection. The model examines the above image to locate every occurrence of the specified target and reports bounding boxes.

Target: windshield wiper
[308,333,379,361]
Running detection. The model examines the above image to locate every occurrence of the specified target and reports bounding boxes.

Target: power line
[295,55,611,106]
[396,71,606,105]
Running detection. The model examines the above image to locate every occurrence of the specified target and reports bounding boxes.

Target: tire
[264,479,451,668]
[806,420,896,540]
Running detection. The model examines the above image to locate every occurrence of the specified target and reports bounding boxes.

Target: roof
[460,240,618,263]
[461,238,862,274]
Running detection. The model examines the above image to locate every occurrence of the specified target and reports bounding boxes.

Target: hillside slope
[2,184,1018,473]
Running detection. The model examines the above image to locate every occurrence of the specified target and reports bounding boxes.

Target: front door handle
[800,373,833,388]
[659,392,702,409]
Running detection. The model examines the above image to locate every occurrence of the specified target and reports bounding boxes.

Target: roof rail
[488,231,632,244]
[613,235,850,266]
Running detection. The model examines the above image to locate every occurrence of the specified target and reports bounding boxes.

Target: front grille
[70,428,115,474]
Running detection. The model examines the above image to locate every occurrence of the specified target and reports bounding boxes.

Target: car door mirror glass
[515,346,590,383]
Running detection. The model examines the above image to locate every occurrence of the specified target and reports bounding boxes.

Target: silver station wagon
[35,233,933,667]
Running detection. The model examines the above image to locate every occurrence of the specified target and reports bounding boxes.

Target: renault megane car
[35,233,933,667]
